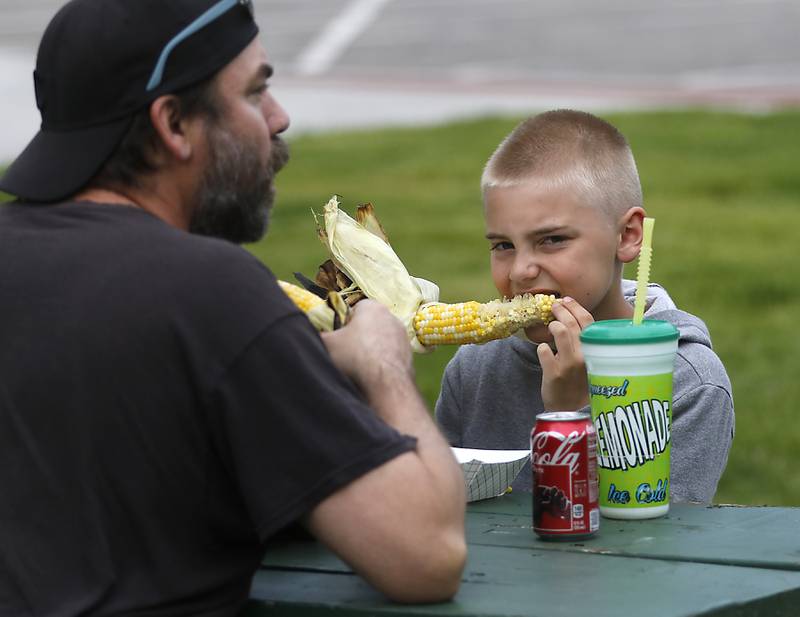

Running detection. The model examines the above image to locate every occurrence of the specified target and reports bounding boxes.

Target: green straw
[632,217,655,325]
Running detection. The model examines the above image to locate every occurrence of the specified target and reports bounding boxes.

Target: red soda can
[531,411,599,540]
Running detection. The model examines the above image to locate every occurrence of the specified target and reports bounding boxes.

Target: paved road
[2,0,799,162]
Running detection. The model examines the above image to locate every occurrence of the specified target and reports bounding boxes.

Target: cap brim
[0,115,134,203]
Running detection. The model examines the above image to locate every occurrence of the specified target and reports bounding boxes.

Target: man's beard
[189,127,290,244]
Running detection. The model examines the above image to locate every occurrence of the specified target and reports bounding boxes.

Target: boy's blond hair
[481,110,642,220]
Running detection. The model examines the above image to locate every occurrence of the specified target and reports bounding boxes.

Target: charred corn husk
[277,280,335,332]
[413,294,556,346]
[355,202,390,243]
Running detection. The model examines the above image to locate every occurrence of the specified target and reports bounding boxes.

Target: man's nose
[265,94,290,136]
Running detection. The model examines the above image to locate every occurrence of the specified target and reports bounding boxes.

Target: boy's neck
[592,282,635,322]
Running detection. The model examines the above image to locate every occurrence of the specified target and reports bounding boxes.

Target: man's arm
[304,300,467,603]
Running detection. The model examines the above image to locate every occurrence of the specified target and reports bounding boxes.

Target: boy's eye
[490,241,514,252]
[541,235,568,246]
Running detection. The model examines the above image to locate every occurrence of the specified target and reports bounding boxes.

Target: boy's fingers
[548,319,577,358]
[536,342,556,374]
[554,297,594,330]
[550,302,580,337]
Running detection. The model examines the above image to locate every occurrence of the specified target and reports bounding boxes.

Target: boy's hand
[536,297,593,412]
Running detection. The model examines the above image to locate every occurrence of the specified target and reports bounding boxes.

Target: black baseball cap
[0,0,258,203]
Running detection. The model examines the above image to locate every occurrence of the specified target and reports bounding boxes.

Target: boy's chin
[523,324,553,345]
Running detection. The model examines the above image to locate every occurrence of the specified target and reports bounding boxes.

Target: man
[0,1,466,615]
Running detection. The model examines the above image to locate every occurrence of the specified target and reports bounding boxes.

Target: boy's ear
[617,207,646,263]
[148,95,200,162]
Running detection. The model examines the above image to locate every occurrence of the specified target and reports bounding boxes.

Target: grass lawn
[252,110,800,507]
[4,110,799,506]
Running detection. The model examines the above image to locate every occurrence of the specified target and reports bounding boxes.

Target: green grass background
[4,110,798,505]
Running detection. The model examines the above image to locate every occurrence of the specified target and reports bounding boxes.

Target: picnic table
[244,492,800,616]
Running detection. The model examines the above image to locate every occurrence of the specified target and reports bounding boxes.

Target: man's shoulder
[161,227,267,280]
[60,203,290,321]
[123,209,261,266]
[90,205,272,283]
[148,231,290,321]
[14,200,265,273]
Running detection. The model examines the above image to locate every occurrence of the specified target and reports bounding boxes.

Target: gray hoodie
[435,280,735,504]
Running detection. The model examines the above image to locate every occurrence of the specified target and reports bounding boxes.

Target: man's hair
[90,78,222,192]
[481,110,642,219]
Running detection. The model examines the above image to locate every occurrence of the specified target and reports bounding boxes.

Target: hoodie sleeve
[435,352,465,447]
[670,381,735,504]
[644,304,735,505]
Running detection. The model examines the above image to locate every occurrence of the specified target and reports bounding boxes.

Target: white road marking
[294,0,393,77]
[680,63,800,89]
[0,50,39,164]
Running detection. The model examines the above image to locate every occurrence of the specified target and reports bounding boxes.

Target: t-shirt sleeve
[209,313,417,541]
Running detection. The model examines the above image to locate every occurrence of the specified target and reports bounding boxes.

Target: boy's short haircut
[481,109,643,220]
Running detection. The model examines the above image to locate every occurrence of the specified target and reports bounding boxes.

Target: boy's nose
[509,254,541,283]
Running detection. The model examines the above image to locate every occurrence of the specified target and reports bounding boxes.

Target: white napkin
[452,447,530,502]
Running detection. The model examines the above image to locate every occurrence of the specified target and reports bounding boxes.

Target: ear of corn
[280,277,556,347]
[277,280,335,332]
[287,196,557,349]
[413,294,557,346]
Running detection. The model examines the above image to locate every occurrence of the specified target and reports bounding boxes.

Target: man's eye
[542,235,567,246]
[490,241,513,252]
[251,83,268,96]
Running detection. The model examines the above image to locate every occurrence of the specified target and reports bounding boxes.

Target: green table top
[245,493,800,617]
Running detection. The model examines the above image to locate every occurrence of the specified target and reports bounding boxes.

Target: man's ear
[617,206,646,264]
[149,95,196,162]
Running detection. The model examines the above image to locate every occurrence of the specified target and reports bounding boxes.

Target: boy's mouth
[518,289,561,299]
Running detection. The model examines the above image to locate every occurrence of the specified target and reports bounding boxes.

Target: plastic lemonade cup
[580,319,679,519]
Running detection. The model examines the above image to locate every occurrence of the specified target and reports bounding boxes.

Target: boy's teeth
[525,291,560,298]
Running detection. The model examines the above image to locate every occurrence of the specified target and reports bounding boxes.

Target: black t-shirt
[0,201,416,617]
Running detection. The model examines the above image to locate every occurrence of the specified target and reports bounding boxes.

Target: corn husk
[356,202,390,243]
[411,276,440,305]
[322,196,424,341]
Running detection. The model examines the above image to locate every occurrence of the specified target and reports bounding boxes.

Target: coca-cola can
[531,411,599,540]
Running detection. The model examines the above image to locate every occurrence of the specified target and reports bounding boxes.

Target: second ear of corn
[413,294,556,346]
[278,280,556,347]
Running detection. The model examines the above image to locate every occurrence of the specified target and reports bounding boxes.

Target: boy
[435,110,734,504]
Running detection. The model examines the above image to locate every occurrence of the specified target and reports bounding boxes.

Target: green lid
[580,319,679,344]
